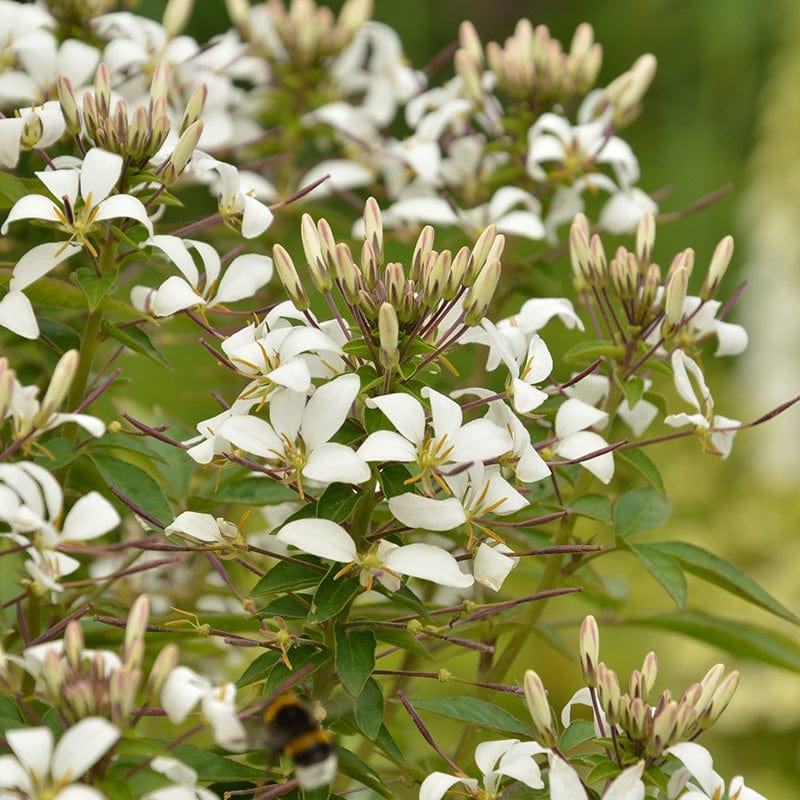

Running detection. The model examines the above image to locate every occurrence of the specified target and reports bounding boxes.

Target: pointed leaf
[201,475,296,504]
[408,696,530,736]
[569,494,611,523]
[616,449,666,496]
[613,487,671,539]
[353,677,384,740]
[377,463,412,499]
[309,567,360,623]
[171,744,262,782]
[74,267,118,311]
[624,541,687,608]
[334,623,375,696]
[650,540,799,624]
[336,747,392,799]
[559,720,595,752]
[317,483,361,523]
[250,556,325,596]
[101,319,172,370]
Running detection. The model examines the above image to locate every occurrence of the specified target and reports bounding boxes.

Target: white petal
[161,666,210,723]
[47,413,106,437]
[11,242,81,291]
[548,754,588,800]
[419,772,476,800]
[80,148,123,202]
[474,738,519,775]
[386,196,459,225]
[447,419,512,463]
[516,445,552,483]
[664,411,706,429]
[388,494,466,531]
[148,235,199,286]
[516,297,585,333]
[474,543,517,591]
[201,683,248,752]
[55,785,108,800]
[603,761,645,800]
[0,754,32,791]
[95,194,153,234]
[6,727,53,781]
[277,518,357,562]
[303,443,370,485]
[712,320,748,357]
[599,188,657,234]
[710,415,739,459]
[211,253,273,305]
[512,380,548,414]
[61,492,120,541]
[301,373,359,450]
[554,398,608,439]
[357,430,419,463]
[495,209,546,240]
[148,276,205,316]
[367,393,425,444]
[384,543,474,588]
[0,289,38,338]
[217,415,283,459]
[671,351,710,409]
[241,195,273,238]
[557,431,614,484]
[165,511,224,543]
[52,717,120,782]
[301,159,375,198]
[665,742,724,797]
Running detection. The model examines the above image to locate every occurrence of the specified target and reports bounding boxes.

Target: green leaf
[336,747,391,799]
[74,267,118,311]
[317,484,361,523]
[33,437,82,470]
[101,319,172,370]
[202,475,297,504]
[559,719,595,751]
[373,723,409,768]
[235,649,282,688]
[616,448,666,496]
[619,375,645,408]
[373,627,432,661]
[0,170,27,205]
[569,494,612,523]
[407,696,530,736]
[378,464,412,499]
[334,623,375,696]
[170,744,262,782]
[261,595,313,619]
[309,568,360,623]
[36,318,81,352]
[649,541,799,624]
[377,583,430,619]
[563,340,626,365]
[251,557,324,596]
[625,541,687,608]
[586,760,623,785]
[91,452,172,526]
[353,677,384,740]
[630,612,800,672]
[613,487,671,539]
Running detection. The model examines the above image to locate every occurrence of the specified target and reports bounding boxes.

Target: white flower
[165,511,244,549]
[161,666,248,752]
[132,235,273,317]
[142,757,219,800]
[554,398,615,484]
[599,186,658,234]
[0,289,38,339]
[664,351,740,458]
[194,156,274,239]
[549,754,644,800]
[0,717,119,800]
[473,541,517,591]
[419,738,546,800]
[2,148,153,289]
[357,389,512,485]
[183,397,258,465]
[218,375,370,493]
[0,100,65,168]
[566,373,658,437]
[499,297,585,337]
[277,518,474,590]
[681,296,748,357]
[666,742,766,800]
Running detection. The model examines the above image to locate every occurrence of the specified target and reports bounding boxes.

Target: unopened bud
[443,246,470,300]
[636,211,655,266]
[150,62,171,107]
[466,225,498,285]
[637,262,661,322]
[612,53,657,127]
[0,358,14,418]
[317,218,338,272]
[458,20,484,66]
[579,615,599,687]
[640,651,658,701]
[609,250,638,300]
[110,665,142,726]
[41,649,64,699]
[180,83,207,134]
[39,349,78,423]
[272,244,309,311]
[357,288,378,321]
[93,63,111,120]
[146,642,179,699]
[628,669,643,700]
[410,224,434,281]
[163,0,194,38]
[378,302,399,371]
[82,93,99,140]
[674,697,699,740]
[588,233,607,287]
[64,682,94,720]
[705,670,739,727]
[338,0,372,36]
[335,242,360,304]
[463,258,501,326]
[124,595,150,666]
[454,48,484,105]
[360,240,379,291]
[661,264,688,339]
[64,620,84,672]
[667,248,694,283]
[385,262,405,310]
[569,215,592,289]
[363,196,383,266]
[523,670,557,747]
[646,699,677,756]
[695,663,725,718]
[700,235,734,301]
[57,76,82,136]
[163,120,203,185]
[225,0,250,28]
[627,696,648,740]
[597,663,621,724]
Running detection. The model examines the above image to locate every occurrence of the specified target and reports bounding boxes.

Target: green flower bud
[363,196,384,266]
[524,670,558,747]
[700,235,734,301]
[273,243,310,311]
[57,75,82,136]
[378,302,399,370]
[579,615,599,688]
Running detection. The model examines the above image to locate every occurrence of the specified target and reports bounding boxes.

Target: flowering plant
[0,1,795,799]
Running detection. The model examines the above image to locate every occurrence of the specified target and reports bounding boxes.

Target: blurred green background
[132,1,800,794]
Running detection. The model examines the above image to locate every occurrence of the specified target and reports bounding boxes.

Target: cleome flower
[1,148,153,288]
[277,518,474,591]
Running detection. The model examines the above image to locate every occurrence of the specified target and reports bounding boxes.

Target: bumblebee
[262,694,337,790]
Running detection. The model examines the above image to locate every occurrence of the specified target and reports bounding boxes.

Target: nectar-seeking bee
[262,694,337,790]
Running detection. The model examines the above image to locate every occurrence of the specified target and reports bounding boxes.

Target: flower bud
[378,302,399,371]
[597,663,621,725]
[466,225,498,285]
[705,670,739,727]
[569,214,592,289]
[694,662,725,719]
[454,48,484,105]
[39,349,78,423]
[357,289,378,321]
[627,696,648,740]
[180,83,207,134]
[335,242,360,304]
[579,615,599,688]
[338,0,372,37]
[700,235,734,301]
[385,262,406,310]
[589,233,607,287]
[458,20,484,66]
[646,698,677,757]
[443,246,470,301]
[609,250,638,300]
[65,681,94,720]
[636,211,655,267]
[523,670,558,747]
[93,63,111,120]
[82,93,99,141]
[661,264,688,339]
[150,61,171,108]
[317,218,338,272]
[628,669,643,700]
[410,224,434,281]
[163,0,194,38]
[146,642,180,700]
[463,258,501,326]
[163,120,203,185]
[124,595,150,666]
[64,620,85,672]
[636,262,661,323]
[612,53,657,127]
[640,651,658,701]
[41,649,64,699]
[273,244,310,311]
[0,358,14,419]
[363,196,384,266]
[57,76,82,136]
[110,665,142,726]
[225,0,250,28]
[420,251,444,308]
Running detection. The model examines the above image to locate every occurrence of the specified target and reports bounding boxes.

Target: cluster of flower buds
[524,615,740,764]
[456,19,603,109]
[570,211,735,344]
[24,597,178,728]
[227,0,371,65]
[58,61,205,175]
[272,198,505,376]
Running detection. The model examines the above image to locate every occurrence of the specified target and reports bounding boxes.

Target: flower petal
[61,492,120,541]
[384,542,473,588]
[548,754,588,800]
[52,717,120,783]
[80,148,123,202]
[303,443,370,485]
[277,518,357,563]
[11,242,81,291]
[0,289,38,338]
[388,494,466,531]
[6,726,53,782]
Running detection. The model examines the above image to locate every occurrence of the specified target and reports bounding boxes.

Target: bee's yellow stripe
[263,694,299,722]
[284,729,331,759]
